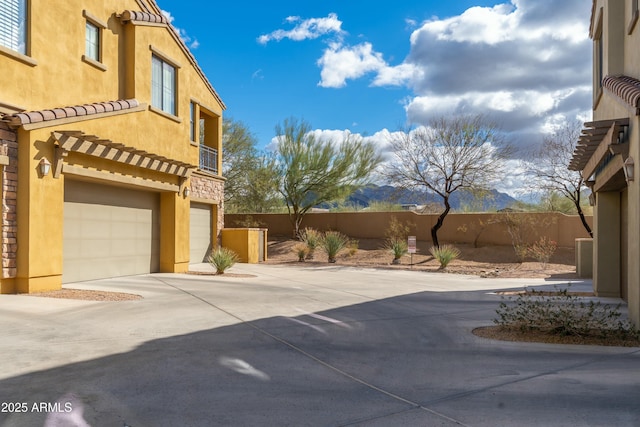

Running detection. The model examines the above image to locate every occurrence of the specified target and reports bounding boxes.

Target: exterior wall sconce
[624,156,635,183]
[588,192,596,206]
[183,187,191,197]
[39,157,51,177]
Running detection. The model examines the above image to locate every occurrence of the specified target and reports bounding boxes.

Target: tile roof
[120,10,168,24]
[603,75,640,113]
[2,99,140,127]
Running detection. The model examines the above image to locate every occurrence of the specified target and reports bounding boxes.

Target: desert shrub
[385,239,408,264]
[498,212,557,262]
[495,285,640,339]
[383,216,413,264]
[300,228,321,259]
[293,243,309,262]
[347,240,359,257]
[429,244,461,269]
[528,236,557,267]
[208,247,239,274]
[320,231,349,263]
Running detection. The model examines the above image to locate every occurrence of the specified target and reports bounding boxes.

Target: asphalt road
[0,264,637,427]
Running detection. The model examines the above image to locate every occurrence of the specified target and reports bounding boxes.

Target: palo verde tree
[223,117,281,213]
[526,120,592,237]
[386,114,511,248]
[275,117,382,238]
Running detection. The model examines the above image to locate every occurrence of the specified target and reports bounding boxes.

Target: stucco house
[570,0,640,327]
[0,0,225,293]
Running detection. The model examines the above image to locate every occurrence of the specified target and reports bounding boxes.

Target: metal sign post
[408,236,416,268]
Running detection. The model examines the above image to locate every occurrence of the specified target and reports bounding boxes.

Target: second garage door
[63,180,160,283]
[190,203,213,263]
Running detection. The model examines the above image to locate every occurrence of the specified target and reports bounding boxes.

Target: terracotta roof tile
[1,99,140,127]
[120,10,168,24]
[603,75,640,111]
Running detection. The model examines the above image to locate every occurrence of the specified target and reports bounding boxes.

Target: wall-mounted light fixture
[183,187,191,198]
[39,157,51,177]
[588,192,596,206]
[624,156,635,183]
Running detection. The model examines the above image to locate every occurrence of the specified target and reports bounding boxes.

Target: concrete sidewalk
[0,264,637,426]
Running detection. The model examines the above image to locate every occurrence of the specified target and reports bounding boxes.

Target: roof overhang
[52,131,196,192]
[569,118,630,192]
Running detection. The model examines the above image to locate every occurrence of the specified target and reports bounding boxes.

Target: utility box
[575,238,593,278]
[221,228,268,263]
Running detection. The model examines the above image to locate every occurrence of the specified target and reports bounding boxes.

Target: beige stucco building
[570,0,640,326]
[0,0,225,293]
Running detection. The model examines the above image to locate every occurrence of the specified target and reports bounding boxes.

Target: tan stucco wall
[221,228,267,263]
[226,212,593,248]
[589,0,640,326]
[1,0,225,292]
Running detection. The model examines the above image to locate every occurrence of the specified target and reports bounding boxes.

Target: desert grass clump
[385,239,408,264]
[300,228,321,259]
[320,231,349,263]
[347,240,359,257]
[293,243,309,262]
[208,247,239,274]
[429,244,461,269]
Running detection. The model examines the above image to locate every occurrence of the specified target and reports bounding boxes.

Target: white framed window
[85,21,100,61]
[152,55,176,116]
[0,0,27,54]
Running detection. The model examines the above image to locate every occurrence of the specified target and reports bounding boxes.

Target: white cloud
[317,42,387,88]
[161,10,200,49]
[258,13,345,44]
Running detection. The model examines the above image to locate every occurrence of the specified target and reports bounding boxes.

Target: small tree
[386,114,511,247]
[276,117,382,238]
[223,118,282,213]
[527,120,592,237]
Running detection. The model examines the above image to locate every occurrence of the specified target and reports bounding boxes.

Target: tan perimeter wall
[225,212,593,248]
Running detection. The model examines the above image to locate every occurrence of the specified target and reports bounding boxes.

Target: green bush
[429,244,460,269]
[495,285,640,339]
[320,231,349,263]
[208,247,239,274]
[385,238,408,264]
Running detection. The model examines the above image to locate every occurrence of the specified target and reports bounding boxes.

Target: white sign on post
[408,236,416,254]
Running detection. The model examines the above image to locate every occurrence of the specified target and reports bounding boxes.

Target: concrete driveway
[0,264,638,427]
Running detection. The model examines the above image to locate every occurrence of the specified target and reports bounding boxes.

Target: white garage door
[63,180,160,283]
[190,203,213,263]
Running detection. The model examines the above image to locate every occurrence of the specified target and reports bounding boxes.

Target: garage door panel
[190,203,213,264]
[63,180,160,283]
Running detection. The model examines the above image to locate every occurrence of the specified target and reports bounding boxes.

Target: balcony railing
[199,144,218,174]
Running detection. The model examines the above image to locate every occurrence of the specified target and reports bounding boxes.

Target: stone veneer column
[189,172,225,238]
[0,122,18,279]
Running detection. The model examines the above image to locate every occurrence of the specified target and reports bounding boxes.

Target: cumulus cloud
[258,13,345,44]
[161,10,200,49]
[260,0,592,193]
[401,0,591,130]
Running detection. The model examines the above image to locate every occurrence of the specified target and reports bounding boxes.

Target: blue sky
[156,0,592,195]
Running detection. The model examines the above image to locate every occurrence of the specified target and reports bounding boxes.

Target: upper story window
[151,55,176,116]
[85,21,100,61]
[593,9,604,106]
[0,0,27,54]
[190,102,197,142]
[82,11,107,70]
